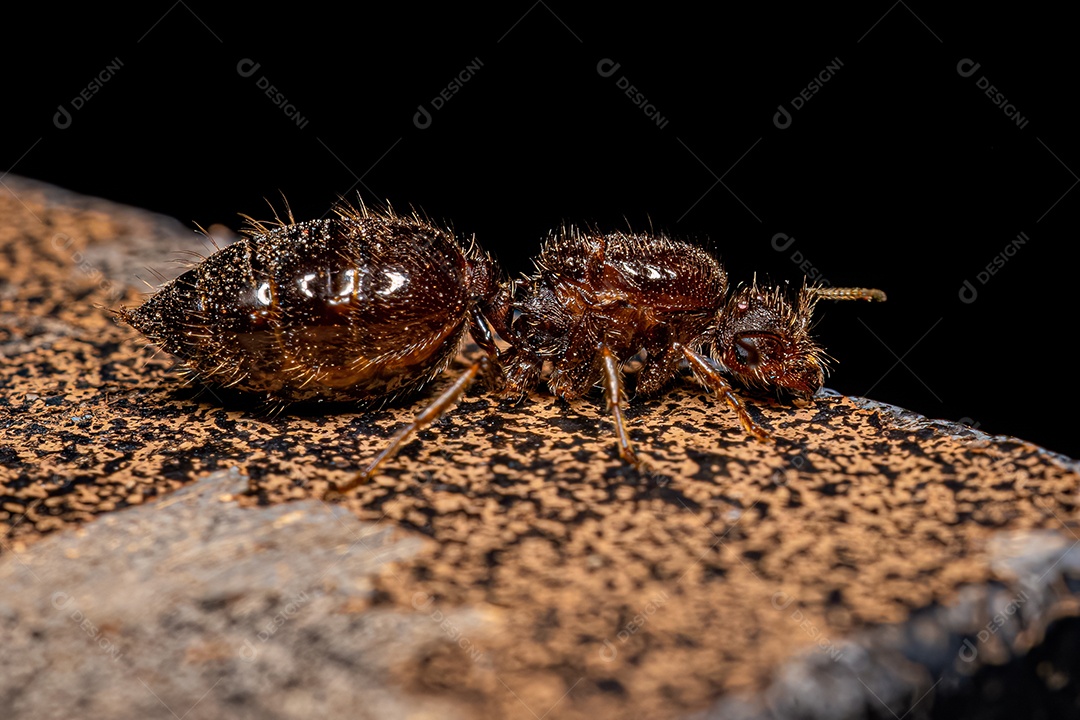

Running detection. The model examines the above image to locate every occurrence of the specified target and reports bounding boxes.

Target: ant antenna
[807,287,887,302]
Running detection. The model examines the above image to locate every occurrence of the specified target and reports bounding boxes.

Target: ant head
[713,279,886,402]
[713,279,827,402]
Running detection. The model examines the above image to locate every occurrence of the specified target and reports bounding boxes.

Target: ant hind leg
[330,358,489,496]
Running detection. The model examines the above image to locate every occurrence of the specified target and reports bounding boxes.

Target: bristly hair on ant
[114,199,885,494]
[713,277,886,408]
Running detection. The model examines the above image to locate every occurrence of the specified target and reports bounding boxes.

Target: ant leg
[678,344,772,442]
[331,358,488,496]
[500,346,542,400]
[599,344,642,467]
[636,334,679,395]
[468,305,505,390]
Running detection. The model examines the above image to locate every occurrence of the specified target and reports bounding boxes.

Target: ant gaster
[115,202,885,494]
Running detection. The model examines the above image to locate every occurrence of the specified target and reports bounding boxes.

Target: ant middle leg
[599,344,643,468]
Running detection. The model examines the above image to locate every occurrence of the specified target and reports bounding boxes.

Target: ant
[115,202,885,494]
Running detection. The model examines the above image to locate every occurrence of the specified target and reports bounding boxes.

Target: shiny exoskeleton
[498,227,757,466]
[117,205,885,492]
[493,228,884,470]
[714,280,886,403]
[116,203,504,405]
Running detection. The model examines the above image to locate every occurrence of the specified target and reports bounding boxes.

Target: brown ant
[115,203,884,494]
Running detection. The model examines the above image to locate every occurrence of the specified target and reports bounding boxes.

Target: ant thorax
[500,227,727,400]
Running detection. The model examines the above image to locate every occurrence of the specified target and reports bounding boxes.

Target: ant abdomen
[117,206,487,404]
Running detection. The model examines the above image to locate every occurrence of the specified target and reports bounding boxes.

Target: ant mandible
[115,202,885,494]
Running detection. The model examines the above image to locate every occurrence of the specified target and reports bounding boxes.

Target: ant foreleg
[679,344,772,442]
[330,357,489,496]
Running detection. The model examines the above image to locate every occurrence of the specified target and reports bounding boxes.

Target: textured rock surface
[2,175,1079,719]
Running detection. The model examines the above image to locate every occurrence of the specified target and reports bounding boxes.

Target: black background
[8,5,1078,457]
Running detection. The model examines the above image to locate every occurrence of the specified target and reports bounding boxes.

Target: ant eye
[734,338,760,368]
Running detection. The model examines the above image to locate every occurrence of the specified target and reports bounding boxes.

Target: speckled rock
[0,467,467,720]
[2,175,1079,719]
